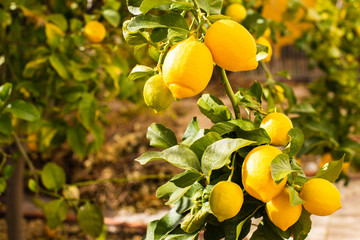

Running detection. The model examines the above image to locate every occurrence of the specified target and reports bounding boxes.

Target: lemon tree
[124,0,345,239]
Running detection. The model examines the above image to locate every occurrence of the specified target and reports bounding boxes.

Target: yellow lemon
[266,188,302,231]
[256,36,273,62]
[356,26,360,37]
[84,21,106,43]
[209,181,244,222]
[143,74,173,112]
[261,0,288,21]
[300,178,341,216]
[225,4,247,23]
[162,36,214,99]
[242,145,286,203]
[204,20,258,72]
[27,132,38,151]
[260,112,293,146]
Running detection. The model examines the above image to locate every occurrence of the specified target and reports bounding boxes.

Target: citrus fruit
[84,21,106,43]
[260,112,293,146]
[356,25,360,37]
[209,181,244,222]
[27,132,38,151]
[143,74,173,112]
[162,36,213,99]
[225,4,247,23]
[242,145,286,203]
[204,20,258,72]
[300,178,341,216]
[256,36,273,62]
[261,0,288,21]
[319,152,350,175]
[266,188,302,231]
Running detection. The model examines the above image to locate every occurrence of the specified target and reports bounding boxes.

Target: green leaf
[0,114,12,135]
[314,155,344,182]
[79,94,96,129]
[234,128,271,145]
[102,9,120,27]
[78,202,104,238]
[0,8,12,28]
[0,82,12,102]
[150,28,168,42]
[66,126,87,158]
[136,145,201,173]
[147,123,177,149]
[0,178,6,195]
[49,54,70,79]
[164,232,199,240]
[256,43,269,62]
[45,22,64,49]
[41,162,66,191]
[127,13,189,33]
[28,179,38,192]
[201,138,255,177]
[44,199,68,229]
[210,119,254,135]
[122,20,149,45]
[46,14,68,32]
[181,206,208,233]
[6,100,40,121]
[288,185,305,206]
[167,185,192,205]
[277,82,296,108]
[293,209,312,240]
[156,181,178,200]
[127,65,154,81]
[250,221,283,240]
[22,57,48,78]
[183,117,200,140]
[190,132,222,160]
[126,0,143,15]
[276,70,291,80]
[140,0,193,14]
[283,128,304,158]
[170,171,202,188]
[271,153,295,183]
[197,94,233,124]
[249,81,263,104]
[207,14,232,22]
[91,124,105,152]
[153,205,187,239]
[197,0,223,15]
[290,103,316,114]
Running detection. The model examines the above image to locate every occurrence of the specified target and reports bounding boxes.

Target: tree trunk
[6,156,24,240]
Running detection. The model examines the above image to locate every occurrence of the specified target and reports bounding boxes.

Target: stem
[156,41,172,73]
[227,154,236,181]
[218,67,241,119]
[260,61,275,84]
[13,133,37,175]
[71,174,174,187]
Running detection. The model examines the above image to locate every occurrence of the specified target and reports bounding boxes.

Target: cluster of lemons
[209,112,342,231]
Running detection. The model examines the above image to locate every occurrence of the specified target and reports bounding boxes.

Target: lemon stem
[260,61,275,85]
[227,154,236,181]
[219,67,241,119]
[156,41,171,73]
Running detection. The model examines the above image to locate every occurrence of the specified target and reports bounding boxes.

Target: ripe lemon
[261,0,288,21]
[204,20,258,72]
[27,132,38,151]
[84,21,106,43]
[242,145,286,203]
[300,178,341,216]
[319,152,350,175]
[162,36,213,99]
[143,74,173,112]
[225,4,247,23]
[266,188,302,231]
[256,36,273,62]
[209,181,244,222]
[356,26,360,37]
[260,112,293,146]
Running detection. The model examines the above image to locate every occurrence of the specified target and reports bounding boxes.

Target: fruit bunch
[124,0,344,239]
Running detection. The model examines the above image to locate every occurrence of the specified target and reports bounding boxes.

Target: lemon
[225,4,247,23]
[261,0,288,21]
[84,21,106,43]
[266,188,302,231]
[209,181,244,222]
[356,26,360,37]
[162,36,214,99]
[27,132,38,152]
[143,74,173,112]
[260,112,293,146]
[204,20,258,72]
[256,36,273,62]
[242,145,286,203]
[300,178,341,216]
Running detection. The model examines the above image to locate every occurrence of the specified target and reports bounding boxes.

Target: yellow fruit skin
[162,36,214,99]
[261,0,288,21]
[260,112,293,146]
[209,181,244,222]
[204,20,258,72]
[143,74,173,112]
[84,21,106,43]
[266,188,302,231]
[242,145,286,203]
[300,178,341,216]
[225,4,247,23]
[256,36,273,62]
[356,26,360,37]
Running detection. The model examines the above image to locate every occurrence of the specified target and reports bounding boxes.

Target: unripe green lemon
[143,74,173,112]
[209,181,244,222]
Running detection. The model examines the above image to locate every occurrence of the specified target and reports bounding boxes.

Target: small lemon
[84,21,106,43]
[300,178,341,216]
[242,145,286,203]
[256,36,273,62]
[266,188,302,231]
[204,20,258,72]
[260,112,293,146]
[143,74,173,112]
[209,181,244,222]
[162,36,214,99]
[225,4,247,23]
